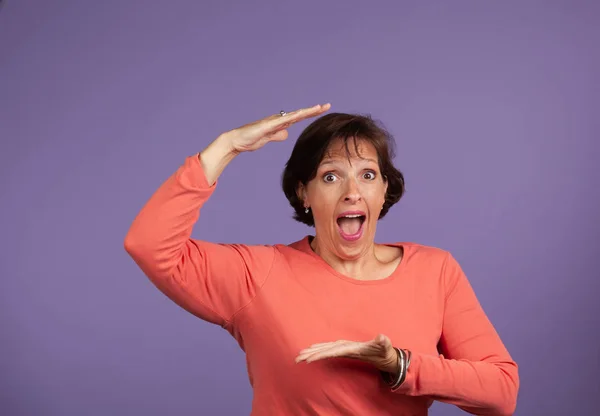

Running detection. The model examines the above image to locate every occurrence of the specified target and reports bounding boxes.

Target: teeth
[342,214,362,218]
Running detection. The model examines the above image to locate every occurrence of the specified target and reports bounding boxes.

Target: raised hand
[198,103,331,185]
[223,103,331,153]
[295,334,399,375]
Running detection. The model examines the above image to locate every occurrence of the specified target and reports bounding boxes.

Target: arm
[123,135,275,327]
[124,104,331,327]
[394,253,519,416]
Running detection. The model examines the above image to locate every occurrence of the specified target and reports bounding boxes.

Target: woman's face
[300,138,388,260]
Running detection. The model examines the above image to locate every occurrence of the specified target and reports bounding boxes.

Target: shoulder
[271,235,312,256]
[273,236,313,263]
[389,241,452,265]
[236,236,312,265]
[387,241,466,279]
[398,241,471,287]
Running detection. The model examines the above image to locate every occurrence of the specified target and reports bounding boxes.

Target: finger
[284,103,331,119]
[300,344,360,363]
[296,343,340,360]
[297,340,352,357]
[296,342,343,362]
[306,339,349,349]
[296,342,361,363]
[303,343,335,350]
[266,103,330,131]
[291,102,330,121]
[295,346,339,363]
[260,105,322,123]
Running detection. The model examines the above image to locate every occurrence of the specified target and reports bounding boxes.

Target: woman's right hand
[223,103,331,153]
[199,103,331,185]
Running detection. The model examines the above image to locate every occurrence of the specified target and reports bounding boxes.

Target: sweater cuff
[175,153,218,192]
[390,351,421,394]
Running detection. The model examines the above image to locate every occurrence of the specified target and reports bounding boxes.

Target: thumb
[268,129,289,142]
[374,333,391,347]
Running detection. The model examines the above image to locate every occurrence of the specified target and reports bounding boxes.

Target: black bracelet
[381,348,412,390]
[390,348,406,389]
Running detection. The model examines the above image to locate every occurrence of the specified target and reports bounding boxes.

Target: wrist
[198,134,240,185]
[214,133,241,157]
[202,134,240,162]
[381,348,412,390]
[382,349,401,376]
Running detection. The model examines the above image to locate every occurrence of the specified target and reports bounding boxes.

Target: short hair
[281,112,406,226]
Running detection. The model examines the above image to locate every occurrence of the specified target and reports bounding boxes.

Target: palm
[226,103,331,153]
[295,334,398,374]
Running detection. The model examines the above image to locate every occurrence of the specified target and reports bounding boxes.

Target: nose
[343,179,362,204]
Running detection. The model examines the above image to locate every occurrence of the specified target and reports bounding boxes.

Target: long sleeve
[394,253,519,416]
[123,154,275,327]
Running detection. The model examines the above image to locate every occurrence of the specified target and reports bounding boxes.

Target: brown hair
[281,112,405,226]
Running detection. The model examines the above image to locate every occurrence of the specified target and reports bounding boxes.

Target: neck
[310,236,378,280]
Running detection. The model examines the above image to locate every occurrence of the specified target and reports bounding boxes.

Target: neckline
[297,235,409,286]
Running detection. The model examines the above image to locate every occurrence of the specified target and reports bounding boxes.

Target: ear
[296,182,307,206]
[382,176,389,205]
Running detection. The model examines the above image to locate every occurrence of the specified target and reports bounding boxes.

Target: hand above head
[223,103,331,154]
[198,103,330,185]
[295,334,399,375]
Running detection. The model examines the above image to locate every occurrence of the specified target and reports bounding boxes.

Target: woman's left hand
[295,334,399,375]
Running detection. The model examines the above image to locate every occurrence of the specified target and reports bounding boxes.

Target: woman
[124,103,519,415]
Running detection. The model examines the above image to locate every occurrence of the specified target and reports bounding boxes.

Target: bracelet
[381,348,412,390]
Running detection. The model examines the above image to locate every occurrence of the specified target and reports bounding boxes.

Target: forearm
[389,253,520,415]
[124,151,218,277]
[124,105,324,325]
[395,352,518,415]
[124,138,276,326]
[125,133,236,261]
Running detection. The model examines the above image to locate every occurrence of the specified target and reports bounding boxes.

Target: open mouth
[336,212,366,241]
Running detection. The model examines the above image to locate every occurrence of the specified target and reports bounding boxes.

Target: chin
[336,248,365,261]
[334,229,373,258]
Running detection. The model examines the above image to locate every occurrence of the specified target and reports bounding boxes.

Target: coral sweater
[124,155,519,416]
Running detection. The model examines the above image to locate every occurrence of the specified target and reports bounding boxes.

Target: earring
[305,207,310,214]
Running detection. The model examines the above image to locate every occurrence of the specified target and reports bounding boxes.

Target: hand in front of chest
[295,334,399,375]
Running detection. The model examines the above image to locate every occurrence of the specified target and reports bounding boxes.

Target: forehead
[321,137,378,162]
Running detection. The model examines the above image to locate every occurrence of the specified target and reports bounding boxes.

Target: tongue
[338,218,362,235]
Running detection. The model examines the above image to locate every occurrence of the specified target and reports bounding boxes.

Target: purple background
[1,1,598,415]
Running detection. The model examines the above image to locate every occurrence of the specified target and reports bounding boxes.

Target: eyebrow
[319,158,378,166]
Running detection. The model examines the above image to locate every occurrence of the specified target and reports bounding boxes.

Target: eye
[323,173,338,183]
[363,171,377,180]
